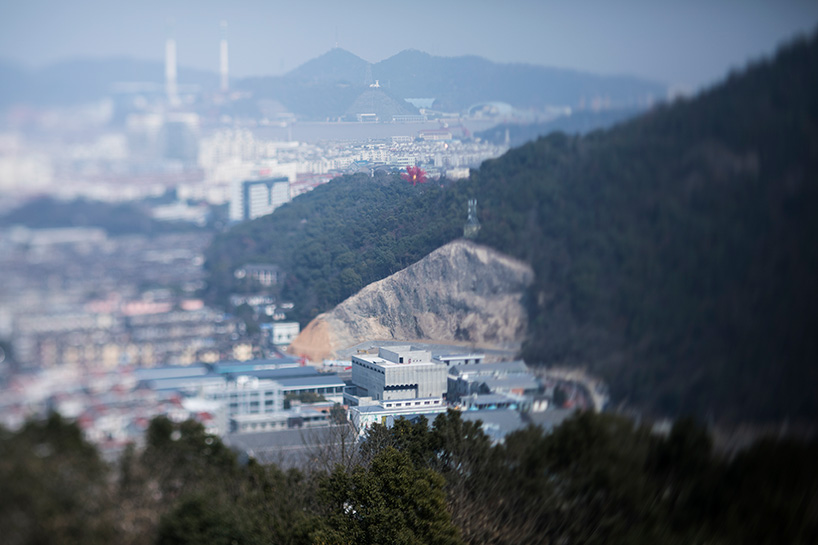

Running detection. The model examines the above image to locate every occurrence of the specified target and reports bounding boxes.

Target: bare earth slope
[289,240,534,361]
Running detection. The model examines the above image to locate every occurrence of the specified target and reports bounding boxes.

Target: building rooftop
[133,364,210,382]
[461,409,526,444]
[353,397,445,414]
[479,375,541,392]
[448,360,529,377]
[213,357,302,374]
[276,375,345,389]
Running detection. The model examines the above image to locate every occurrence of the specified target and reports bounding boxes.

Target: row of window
[356,361,385,374]
[383,399,441,409]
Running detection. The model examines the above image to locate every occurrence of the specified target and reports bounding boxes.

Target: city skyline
[1,1,817,91]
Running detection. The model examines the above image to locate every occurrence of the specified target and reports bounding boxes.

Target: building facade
[350,346,447,402]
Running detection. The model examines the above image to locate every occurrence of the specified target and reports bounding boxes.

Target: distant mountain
[344,88,418,121]
[285,47,371,85]
[209,30,818,425]
[372,49,665,112]
[241,48,665,120]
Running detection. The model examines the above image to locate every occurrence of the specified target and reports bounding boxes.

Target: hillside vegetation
[207,32,818,424]
[474,32,818,423]
[3,412,816,545]
[206,173,468,323]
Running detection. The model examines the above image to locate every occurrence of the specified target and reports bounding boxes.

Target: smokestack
[165,37,179,106]
[220,21,229,94]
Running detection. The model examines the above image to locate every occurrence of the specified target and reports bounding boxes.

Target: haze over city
[2,0,817,90]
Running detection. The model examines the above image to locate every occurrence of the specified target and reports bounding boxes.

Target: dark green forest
[206,172,471,321]
[207,32,818,425]
[2,412,816,545]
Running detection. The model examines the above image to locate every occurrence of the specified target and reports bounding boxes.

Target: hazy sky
[1,1,817,90]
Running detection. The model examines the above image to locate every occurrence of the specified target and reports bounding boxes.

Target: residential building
[229,174,293,222]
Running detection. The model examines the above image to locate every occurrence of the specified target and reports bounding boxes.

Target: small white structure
[267,322,300,346]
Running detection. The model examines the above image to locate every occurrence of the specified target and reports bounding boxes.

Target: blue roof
[213,358,301,374]
[226,366,322,381]
[140,373,223,392]
[134,364,209,381]
[278,375,345,389]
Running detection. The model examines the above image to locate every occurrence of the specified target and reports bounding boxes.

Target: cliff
[289,240,534,361]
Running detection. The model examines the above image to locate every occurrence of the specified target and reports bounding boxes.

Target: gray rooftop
[277,375,345,389]
[480,375,541,392]
[526,408,577,432]
[461,409,527,444]
[448,360,529,377]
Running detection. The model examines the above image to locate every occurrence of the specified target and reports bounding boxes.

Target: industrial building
[347,345,448,404]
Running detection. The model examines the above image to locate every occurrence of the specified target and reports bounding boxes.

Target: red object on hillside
[401,165,427,186]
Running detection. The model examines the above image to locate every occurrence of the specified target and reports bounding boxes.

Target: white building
[348,346,448,403]
[267,322,300,346]
[229,175,292,222]
[349,398,447,435]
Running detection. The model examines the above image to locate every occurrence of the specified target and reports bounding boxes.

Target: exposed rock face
[289,240,534,361]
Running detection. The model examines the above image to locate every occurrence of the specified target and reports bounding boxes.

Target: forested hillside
[472,32,818,423]
[207,32,818,424]
[206,174,468,323]
[3,412,816,545]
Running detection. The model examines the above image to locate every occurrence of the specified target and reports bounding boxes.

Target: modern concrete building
[349,346,448,403]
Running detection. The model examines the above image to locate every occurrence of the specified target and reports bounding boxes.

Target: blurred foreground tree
[0,413,117,545]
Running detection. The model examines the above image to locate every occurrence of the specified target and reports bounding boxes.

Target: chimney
[220,21,229,93]
[165,37,179,106]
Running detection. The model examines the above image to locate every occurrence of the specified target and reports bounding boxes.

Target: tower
[464,199,481,239]
[220,20,229,93]
[165,36,179,106]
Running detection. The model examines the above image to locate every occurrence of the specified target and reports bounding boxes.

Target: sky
[1,0,817,91]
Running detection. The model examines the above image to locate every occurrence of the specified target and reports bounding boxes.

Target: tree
[316,447,462,545]
[0,414,117,545]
